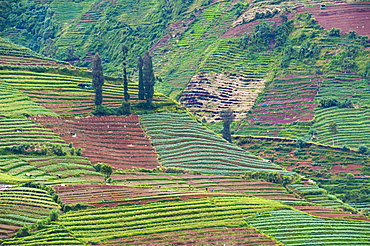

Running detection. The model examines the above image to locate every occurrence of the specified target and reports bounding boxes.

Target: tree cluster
[318,97,353,108]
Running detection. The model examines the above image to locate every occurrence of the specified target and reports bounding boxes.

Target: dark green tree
[100,163,113,178]
[142,51,155,108]
[362,61,370,79]
[92,53,104,106]
[138,56,145,100]
[220,108,235,143]
[122,45,130,102]
[329,122,338,146]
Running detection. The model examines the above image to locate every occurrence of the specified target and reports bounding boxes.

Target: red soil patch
[331,164,362,174]
[297,2,370,37]
[34,115,161,170]
[294,205,370,221]
[104,226,277,246]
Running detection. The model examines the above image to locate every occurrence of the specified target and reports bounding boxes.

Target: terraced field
[0,80,56,117]
[111,173,303,204]
[317,177,370,212]
[153,0,244,98]
[140,113,294,176]
[0,70,123,116]
[34,115,160,170]
[0,156,53,180]
[236,75,318,137]
[251,75,317,125]
[248,209,370,245]
[0,186,60,238]
[313,73,370,148]
[293,205,370,221]
[20,155,102,181]
[1,224,85,245]
[238,137,369,178]
[289,183,345,208]
[56,196,287,245]
[0,117,65,149]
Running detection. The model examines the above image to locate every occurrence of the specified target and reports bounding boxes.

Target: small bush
[358,145,368,154]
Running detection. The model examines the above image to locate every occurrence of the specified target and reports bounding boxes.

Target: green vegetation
[248,209,370,245]
[0,0,370,244]
[58,196,287,244]
[141,112,294,176]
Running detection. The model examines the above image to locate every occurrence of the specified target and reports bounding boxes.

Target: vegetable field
[57,196,287,245]
[34,115,161,170]
[140,113,294,176]
[0,186,59,238]
[248,209,370,245]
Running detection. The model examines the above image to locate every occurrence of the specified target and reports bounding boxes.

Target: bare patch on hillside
[180,72,265,122]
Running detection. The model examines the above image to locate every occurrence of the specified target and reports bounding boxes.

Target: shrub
[342,145,350,152]
[329,28,341,37]
[16,226,30,237]
[296,139,306,149]
[358,145,368,154]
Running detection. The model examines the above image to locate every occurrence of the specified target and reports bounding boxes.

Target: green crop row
[248,209,370,245]
[57,195,287,243]
[141,113,294,176]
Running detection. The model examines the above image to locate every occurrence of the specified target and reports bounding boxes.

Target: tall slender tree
[220,108,235,143]
[137,56,145,100]
[122,45,130,102]
[329,122,338,146]
[92,53,104,106]
[142,51,155,108]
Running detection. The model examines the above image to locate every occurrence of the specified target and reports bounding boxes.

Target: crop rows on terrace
[111,173,303,204]
[0,154,100,182]
[317,178,370,212]
[153,0,242,98]
[251,75,318,125]
[0,38,61,61]
[1,224,85,245]
[0,70,173,116]
[34,115,160,170]
[289,184,345,208]
[0,155,53,180]
[57,196,287,244]
[0,70,125,116]
[140,113,294,176]
[313,72,370,148]
[54,184,215,207]
[237,75,318,138]
[238,137,369,178]
[20,155,102,181]
[0,117,65,149]
[0,186,59,238]
[248,209,370,245]
[0,55,71,68]
[55,0,108,52]
[0,80,56,117]
[294,205,370,221]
